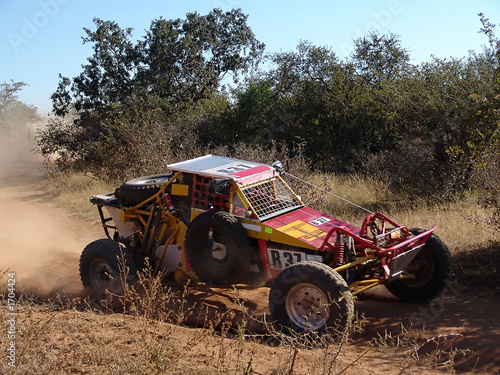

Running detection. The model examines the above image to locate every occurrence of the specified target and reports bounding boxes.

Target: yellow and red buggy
[81,155,452,333]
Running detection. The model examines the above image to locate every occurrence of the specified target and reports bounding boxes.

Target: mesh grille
[241,178,302,220]
[192,175,227,210]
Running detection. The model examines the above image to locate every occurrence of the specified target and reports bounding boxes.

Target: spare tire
[115,174,172,206]
[185,210,251,285]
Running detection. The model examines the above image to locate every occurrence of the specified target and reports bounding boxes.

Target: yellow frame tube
[349,279,385,295]
[333,255,375,273]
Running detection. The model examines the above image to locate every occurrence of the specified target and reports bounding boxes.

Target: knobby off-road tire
[269,261,354,334]
[114,174,172,206]
[386,228,452,303]
[185,210,251,285]
[80,239,138,289]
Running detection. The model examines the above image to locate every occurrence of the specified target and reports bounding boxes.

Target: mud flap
[388,244,424,283]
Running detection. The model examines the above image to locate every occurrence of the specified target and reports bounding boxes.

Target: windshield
[240,177,303,221]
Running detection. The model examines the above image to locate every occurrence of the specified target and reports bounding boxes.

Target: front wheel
[269,261,354,334]
[386,229,452,303]
[79,239,138,289]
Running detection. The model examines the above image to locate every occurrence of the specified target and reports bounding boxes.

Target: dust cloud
[0,118,99,298]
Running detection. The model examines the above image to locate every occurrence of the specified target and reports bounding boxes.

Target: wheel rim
[88,259,113,288]
[286,283,330,330]
[210,241,227,261]
[401,250,434,287]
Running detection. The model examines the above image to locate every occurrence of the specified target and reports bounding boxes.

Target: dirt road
[0,154,103,297]
[1,154,499,374]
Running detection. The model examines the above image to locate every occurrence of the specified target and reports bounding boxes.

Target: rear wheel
[80,239,137,289]
[185,211,251,285]
[386,229,452,303]
[269,261,354,334]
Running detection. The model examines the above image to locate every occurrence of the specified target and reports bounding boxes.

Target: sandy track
[1,154,499,373]
[0,155,102,297]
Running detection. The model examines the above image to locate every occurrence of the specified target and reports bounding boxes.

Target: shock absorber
[332,232,345,267]
[163,193,176,212]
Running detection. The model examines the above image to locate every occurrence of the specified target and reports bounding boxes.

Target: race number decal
[216,164,252,174]
[267,249,323,270]
[310,217,331,226]
[267,249,304,270]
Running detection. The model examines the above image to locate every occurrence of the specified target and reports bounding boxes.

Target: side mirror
[209,179,231,195]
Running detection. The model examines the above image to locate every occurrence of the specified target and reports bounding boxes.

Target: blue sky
[1,0,499,114]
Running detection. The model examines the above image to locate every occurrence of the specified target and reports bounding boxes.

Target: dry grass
[1,264,478,374]
[0,270,381,375]
[39,170,115,223]
[290,172,500,248]
[5,168,496,374]
[41,169,500,286]
[372,326,471,371]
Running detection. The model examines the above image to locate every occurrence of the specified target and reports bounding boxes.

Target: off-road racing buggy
[81,155,452,333]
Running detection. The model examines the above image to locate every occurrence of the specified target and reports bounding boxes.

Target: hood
[263,206,361,249]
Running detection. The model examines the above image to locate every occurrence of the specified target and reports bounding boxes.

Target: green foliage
[36,11,500,206]
[41,8,264,177]
[52,10,264,117]
[222,37,413,171]
[220,17,500,201]
[351,31,411,83]
[139,9,265,106]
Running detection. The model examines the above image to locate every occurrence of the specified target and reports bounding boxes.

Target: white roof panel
[167,155,273,181]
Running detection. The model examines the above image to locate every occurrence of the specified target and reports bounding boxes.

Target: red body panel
[264,206,361,249]
[230,165,273,181]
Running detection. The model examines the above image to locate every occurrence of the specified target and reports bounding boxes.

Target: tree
[0,81,40,137]
[52,9,264,118]
[350,32,411,84]
[52,19,137,116]
[138,9,265,108]
[260,39,411,170]
[213,79,280,146]
[265,42,355,168]
[467,13,500,226]
[42,9,264,174]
